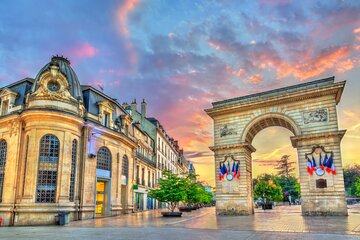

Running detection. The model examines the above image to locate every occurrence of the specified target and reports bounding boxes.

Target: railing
[136,152,156,167]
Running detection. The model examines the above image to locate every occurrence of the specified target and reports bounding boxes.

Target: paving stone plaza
[1,205,360,239]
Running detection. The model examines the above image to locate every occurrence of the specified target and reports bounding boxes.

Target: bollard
[0,216,2,226]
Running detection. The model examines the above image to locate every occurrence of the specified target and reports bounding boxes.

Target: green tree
[254,181,283,204]
[184,174,214,207]
[343,164,360,196]
[275,155,295,178]
[274,175,301,200]
[354,177,360,197]
[148,171,187,212]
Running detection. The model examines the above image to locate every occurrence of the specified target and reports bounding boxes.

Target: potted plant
[254,180,283,210]
[148,170,186,217]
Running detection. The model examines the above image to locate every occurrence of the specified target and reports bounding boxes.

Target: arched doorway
[206,77,347,216]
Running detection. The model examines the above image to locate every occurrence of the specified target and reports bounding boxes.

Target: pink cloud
[72,42,98,59]
[116,0,139,37]
[250,45,354,81]
[246,74,263,84]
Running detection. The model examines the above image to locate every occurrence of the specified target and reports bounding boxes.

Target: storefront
[135,192,144,211]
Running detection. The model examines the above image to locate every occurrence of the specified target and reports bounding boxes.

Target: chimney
[131,99,137,113]
[141,98,147,118]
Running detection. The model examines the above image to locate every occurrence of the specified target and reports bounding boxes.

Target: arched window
[0,140,7,203]
[97,147,111,171]
[69,139,77,202]
[122,155,129,178]
[36,134,60,203]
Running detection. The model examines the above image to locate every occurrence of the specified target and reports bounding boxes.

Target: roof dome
[32,55,83,100]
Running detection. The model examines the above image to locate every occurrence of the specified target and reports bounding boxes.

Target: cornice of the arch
[209,142,256,154]
[205,80,345,118]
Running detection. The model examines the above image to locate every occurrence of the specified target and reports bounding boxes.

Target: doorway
[96,180,109,216]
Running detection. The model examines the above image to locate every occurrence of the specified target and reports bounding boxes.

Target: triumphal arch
[205,77,347,216]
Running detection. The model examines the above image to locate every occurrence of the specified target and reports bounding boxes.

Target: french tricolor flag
[307,158,313,175]
[325,155,336,175]
[311,156,317,171]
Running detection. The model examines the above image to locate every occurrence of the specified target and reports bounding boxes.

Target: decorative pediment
[97,101,115,112]
[0,88,18,98]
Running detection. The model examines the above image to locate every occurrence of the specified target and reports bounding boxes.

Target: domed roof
[32,55,83,100]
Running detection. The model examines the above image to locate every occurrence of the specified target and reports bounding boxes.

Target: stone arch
[206,77,347,216]
[241,112,302,144]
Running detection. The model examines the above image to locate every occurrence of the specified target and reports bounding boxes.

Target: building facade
[133,125,156,211]
[149,118,179,179]
[0,56,137,226]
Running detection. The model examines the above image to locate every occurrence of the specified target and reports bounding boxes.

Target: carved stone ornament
[218,155,240,181]
[31,69,77,103]
[220,125,237,137]
[306,145,336,176]
[303,109,328,124]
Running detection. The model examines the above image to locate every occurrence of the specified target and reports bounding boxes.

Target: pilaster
[211,143,255,215]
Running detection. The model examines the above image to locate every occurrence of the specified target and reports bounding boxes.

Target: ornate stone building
[0,56,136,226]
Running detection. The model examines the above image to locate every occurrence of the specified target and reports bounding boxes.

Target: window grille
[122,155,129,178]
[97,147,111,171]
[0,140,7,202]
[36,134,59,203]
[69,139,77,202]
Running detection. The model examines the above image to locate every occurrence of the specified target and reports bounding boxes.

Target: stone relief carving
[303,108,328,124]
[220,125,237,137]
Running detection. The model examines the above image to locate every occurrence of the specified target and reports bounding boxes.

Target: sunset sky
[0,0,359,186]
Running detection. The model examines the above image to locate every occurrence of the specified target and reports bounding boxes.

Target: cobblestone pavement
[1,205,360,239]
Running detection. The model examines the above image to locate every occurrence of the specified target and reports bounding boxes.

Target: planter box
[161,212,183,217]
[262,204,273,210]
[179,207,192,212]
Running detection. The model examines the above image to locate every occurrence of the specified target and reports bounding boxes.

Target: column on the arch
[213,143,255,215]
[291,130,347,216]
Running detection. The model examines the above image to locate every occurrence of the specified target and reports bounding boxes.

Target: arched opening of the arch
[252,127,299,178]
[243,115,301,213]
[251,126,299,212]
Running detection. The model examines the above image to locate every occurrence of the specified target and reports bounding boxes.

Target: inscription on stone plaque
[316,179,327,188]
[303,109,328,124]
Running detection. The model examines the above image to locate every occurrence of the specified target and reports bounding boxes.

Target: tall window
[136,165,139,184]
[36,134,59,203]
[148,170,150,187]
[1,100,8,115]
[141,168,145,185]
[104,112,110,127]
[122,155,129,178]
[69,139,77,202]
[22,136,29,196]
[97,147,111,171]
[152,173,155,188]
[0,140,7,202]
